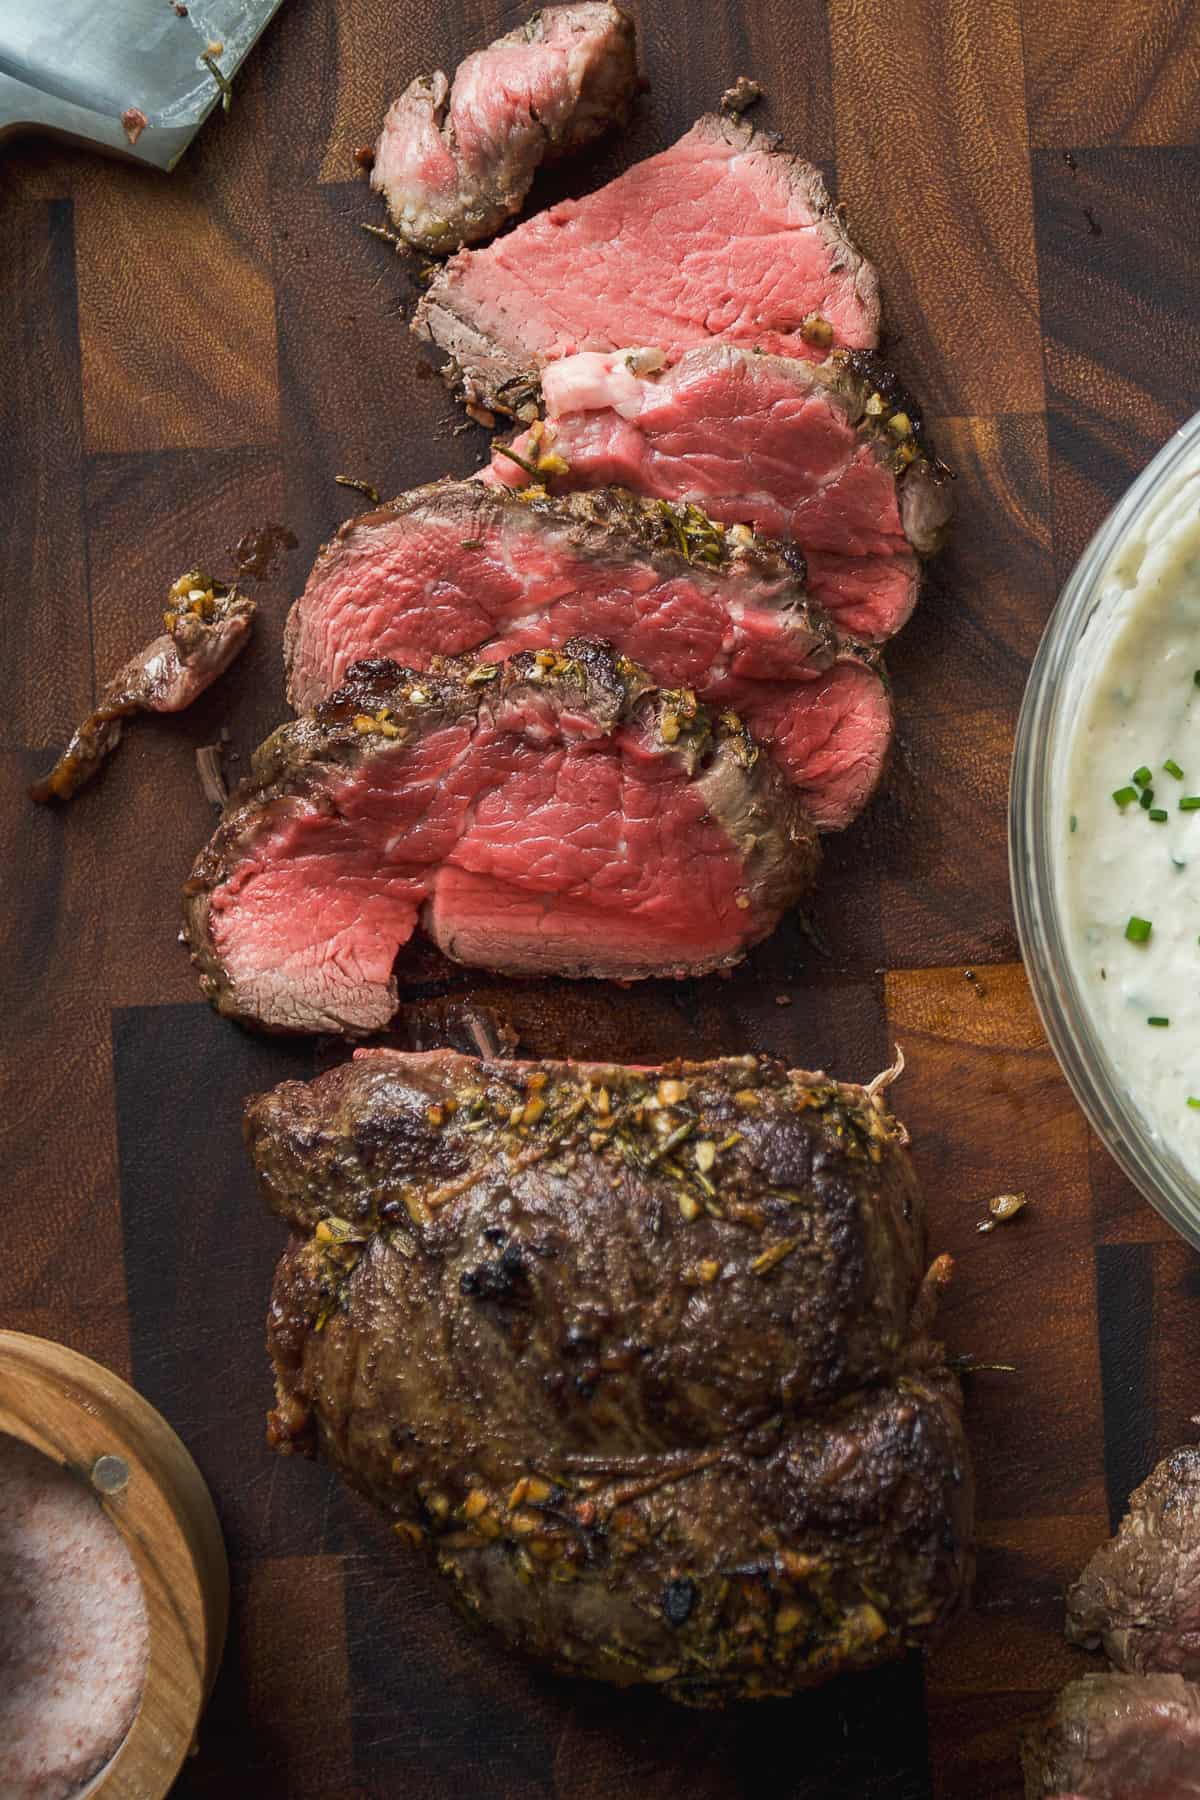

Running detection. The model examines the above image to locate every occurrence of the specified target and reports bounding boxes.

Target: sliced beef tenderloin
[252,1050,973,1702]
[285,482,886,829]
[484,345,952,640]
[1021,1673,1200,1799]
[1067,1446,1200,1679]
[414,112,879,419]
[184,643,817,1034]
[372,5,637,254]
[31,571,254,803]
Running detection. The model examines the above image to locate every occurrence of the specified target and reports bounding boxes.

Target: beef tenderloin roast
[414,112,880,421]
[372,5,637,254]
[252,1050,974,1704]
[183,641,817,1033]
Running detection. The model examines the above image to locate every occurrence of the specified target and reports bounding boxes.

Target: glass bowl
[1010,408,1200,1251]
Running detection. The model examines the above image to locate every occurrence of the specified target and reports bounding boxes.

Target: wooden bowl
[0,1330,229,1798]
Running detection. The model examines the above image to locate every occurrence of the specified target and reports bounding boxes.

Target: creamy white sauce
[1061,467,1200,1164]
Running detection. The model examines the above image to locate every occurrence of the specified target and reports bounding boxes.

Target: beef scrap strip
[183,639,818,1035]
[484,345,953,643]
[253,1049,974,1704]
[1067,1444,1200,1679]
[414,111,880,420]
[31,571,254,804]
[1021,1672,1200,1799]
[372,4,637,254]
[283,482,890,832]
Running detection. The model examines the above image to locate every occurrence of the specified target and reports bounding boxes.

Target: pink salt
[0,1434,149,1800]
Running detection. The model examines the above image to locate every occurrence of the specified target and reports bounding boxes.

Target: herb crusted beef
[484,346,951,642]
[414,112,880,420]
[254,1050,974,1703]
[31,571,254,804]
[372,5,637,254]
[1067,1446,1200,1679]
[283,483,891,831]
[183,642,818,1034]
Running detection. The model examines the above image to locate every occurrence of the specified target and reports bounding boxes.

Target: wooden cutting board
[4,2,1200,1793]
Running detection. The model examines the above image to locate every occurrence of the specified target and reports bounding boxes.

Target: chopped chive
[1165,759,1185,779]
[1148,1016,1170,1027]
[1149,808,1169,821]
[1189,1097,1200,1110]
[1139,787,1155,808]
[1125,916,1152,943]
[1113,786,1138,807]
[1134,766,1153,787]
[1070,814,1078,832]
[1182,797,1200,811]
[1194,670,1200,686]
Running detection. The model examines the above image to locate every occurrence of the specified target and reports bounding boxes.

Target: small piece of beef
[1067,1446,1200,1678]
[284,482,886,829]
[484,345,952,640]
[184,641,818,1034]
[31,572,254,804]
[251,1050,974,1702]
[373,5,637,253]
[1021,1673,1200,1798]
[414,112,880,418]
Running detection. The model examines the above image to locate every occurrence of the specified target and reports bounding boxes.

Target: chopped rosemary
[1165,758,1185,779]
[491,441,540,480]
[1125,915,1152,943]
[1133,766,1153,788]
[1149,808,1168,822]
[1182,797,1200,811]
[1112,786,1138,808]
[1148,1016,1170,1027]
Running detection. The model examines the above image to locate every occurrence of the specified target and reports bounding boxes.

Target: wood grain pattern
[5,2,1200,1795]
[1023,0,1200,147]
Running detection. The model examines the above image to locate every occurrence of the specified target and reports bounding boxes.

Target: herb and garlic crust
[253,1050,974,1704]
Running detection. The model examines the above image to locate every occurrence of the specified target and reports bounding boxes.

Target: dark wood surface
[4,3,1200,1794]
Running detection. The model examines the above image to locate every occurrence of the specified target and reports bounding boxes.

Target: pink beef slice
[373,5,637,254]
[1021,1674,1200,1800]
[483,345,953,642]
[184,641,818,1035]
[284,483,890,830]
[413,113,880,418]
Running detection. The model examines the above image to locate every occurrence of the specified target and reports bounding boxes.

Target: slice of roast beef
[1066,1446,1200,1679]
[252,1049,973,1702]
[484,345,952,641]
[184,641,818,1034]
[372,5,637,254]
[31,571,254,804]
[413,112,880,419]
[1021,1673,1200,1799]
[284,483,887,829]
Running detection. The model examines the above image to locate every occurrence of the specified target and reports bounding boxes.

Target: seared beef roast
[1021,1673,1200,1798]
[1067,1446,1200,1679]
[485,346,952,641]
[284,483,890,831]
[31,572,254,803]
[254,1050,974,1703]
[184,642,817,1033]
[414,112,879,419]
[372,4,637,253]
